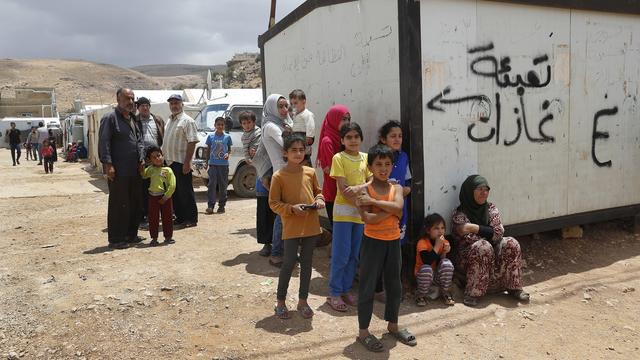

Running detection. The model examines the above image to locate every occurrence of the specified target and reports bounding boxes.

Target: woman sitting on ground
[452,175,530,307]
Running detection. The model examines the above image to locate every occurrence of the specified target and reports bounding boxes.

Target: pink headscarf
[316,104,349,168]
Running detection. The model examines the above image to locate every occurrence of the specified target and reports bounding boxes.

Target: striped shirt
[161,112,198,165]
[139,115,159,149]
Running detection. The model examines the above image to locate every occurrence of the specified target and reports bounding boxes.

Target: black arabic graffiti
[427,85,556,146]
[591,106,618,167]
[427,42,622,166]
[468,42,551,88]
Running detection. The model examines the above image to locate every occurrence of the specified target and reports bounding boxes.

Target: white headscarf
[253,94,292,179]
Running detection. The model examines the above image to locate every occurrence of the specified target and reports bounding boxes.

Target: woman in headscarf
[316,105,351,225]
[452,175,530,307]
[253,94,292,266]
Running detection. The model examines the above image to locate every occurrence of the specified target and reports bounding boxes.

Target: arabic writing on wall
[426,42,617,167]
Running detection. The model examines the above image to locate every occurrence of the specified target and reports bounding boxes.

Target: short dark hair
[378,120,402,144]
[288,89,306,101]
[340,122,363,140]
[214,116,226,125]
[10,122,15,126]
[367,144,394,166]
[38,122,44,127]
[422,213,446,238]
[146,145,162,159]
[238,111,256,122]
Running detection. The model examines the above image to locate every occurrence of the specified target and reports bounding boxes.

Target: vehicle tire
[232,164,256,198]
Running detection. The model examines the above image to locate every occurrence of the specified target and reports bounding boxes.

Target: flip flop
[341,293,357,306]
[508,289,531,302]
[274,305,290,319]
[387,328,417,347]
[415,296,427,307]
[357,334,384,353]
[326,296,348,312]
[296,304,314,319]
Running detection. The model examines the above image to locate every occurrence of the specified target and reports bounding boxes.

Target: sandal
[357,334,384,353]
[297,304,314,319]
[463,295,479,307]
[415,296,427,307]
[442,291,455,306]
[341,293,357,306]
[274,305,290,319]
[388,328,417,347]
[326,296,348,312]
[508,289,531,302]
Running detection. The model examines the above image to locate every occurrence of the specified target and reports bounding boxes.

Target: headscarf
[253,94,291,179]
[316,104,349,168]
[457,174,491,226]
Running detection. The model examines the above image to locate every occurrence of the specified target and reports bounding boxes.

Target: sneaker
[217,207,225,214]
[258,244,272,257]
[164,238,176,245]
[205,208,214,215]
[108,242,129,250]
[149,239,160,247]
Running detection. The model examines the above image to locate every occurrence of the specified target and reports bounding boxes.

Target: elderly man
[98,88,146,249]
[135,96,165,230]
[162,94,198,227]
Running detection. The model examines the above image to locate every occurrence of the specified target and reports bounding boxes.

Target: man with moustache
[162,94,198,228]
[98,88,146,249]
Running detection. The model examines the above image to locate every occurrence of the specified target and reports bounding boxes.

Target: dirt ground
[0,148,638,360]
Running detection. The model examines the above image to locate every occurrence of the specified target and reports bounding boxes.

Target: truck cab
[191,89,263,198]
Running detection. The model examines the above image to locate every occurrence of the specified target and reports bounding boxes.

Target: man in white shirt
[162,94,199,227]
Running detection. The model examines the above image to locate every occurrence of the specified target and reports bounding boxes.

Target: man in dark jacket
[6,122,22,166]
[135,96,166,229]
[98,88,146,249]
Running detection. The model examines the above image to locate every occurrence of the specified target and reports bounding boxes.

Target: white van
[191,89,263,198]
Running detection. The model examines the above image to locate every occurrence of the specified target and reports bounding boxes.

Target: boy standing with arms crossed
[289,89,315,166]
[355,144,416,352]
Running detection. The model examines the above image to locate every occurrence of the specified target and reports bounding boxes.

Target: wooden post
[269,0,277,29]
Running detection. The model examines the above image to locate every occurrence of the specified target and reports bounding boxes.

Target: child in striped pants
[414,213,455,306]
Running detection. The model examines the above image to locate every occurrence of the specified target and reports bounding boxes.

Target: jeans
[34,143,42,162]
[328,221,364,296]
[271,215,283,257]
[207,164,229,209]
[10,143,21,164]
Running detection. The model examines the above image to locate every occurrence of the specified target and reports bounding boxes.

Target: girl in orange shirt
[414,213,455,306]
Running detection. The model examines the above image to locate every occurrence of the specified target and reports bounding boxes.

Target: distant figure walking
[6,122,21,166]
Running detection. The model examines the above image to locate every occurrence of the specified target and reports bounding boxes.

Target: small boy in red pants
[140,146,176,246]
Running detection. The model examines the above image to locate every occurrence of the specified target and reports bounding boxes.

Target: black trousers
[107,175,142,243]
[277,236,318,300]
[358,235,402,330]
[169,162,198,224]
[256,195,276,244]
[141,177,150,221]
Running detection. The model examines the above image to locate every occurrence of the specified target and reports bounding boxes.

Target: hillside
[0,59,164,112]
[0,54,262,114]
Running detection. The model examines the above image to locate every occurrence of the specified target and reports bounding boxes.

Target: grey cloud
[0,0,305,66]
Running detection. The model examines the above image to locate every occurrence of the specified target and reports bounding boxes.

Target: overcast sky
[0,0,305,67]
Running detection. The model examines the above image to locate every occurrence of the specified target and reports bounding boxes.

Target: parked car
[191,89,263,198]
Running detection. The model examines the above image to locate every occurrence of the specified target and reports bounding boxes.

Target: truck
[259,0,640,238]
[190,88,263,198]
